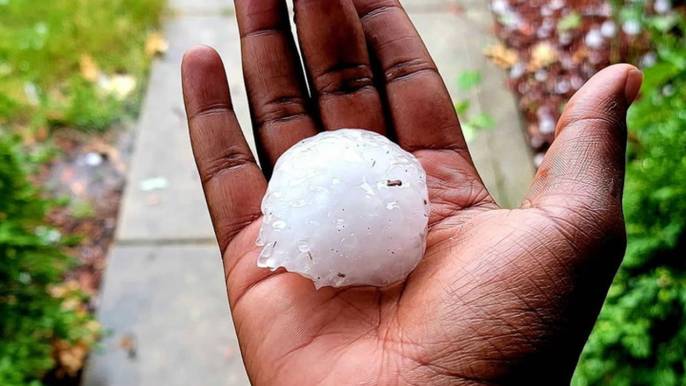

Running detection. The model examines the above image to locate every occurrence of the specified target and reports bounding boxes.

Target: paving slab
[116,15,253,243]
[170,0,233,14]
[82,246,250,386]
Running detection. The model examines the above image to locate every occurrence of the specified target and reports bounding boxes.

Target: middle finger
[294,0,387,135]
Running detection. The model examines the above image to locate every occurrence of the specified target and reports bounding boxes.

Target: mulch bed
[36,125,135,307]
[487,0,654,165]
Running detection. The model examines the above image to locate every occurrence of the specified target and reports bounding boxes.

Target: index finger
[182,46,267,253]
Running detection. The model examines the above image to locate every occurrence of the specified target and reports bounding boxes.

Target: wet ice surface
[257,129,430,289]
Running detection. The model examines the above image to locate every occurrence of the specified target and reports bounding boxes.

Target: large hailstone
[257,129,430,289]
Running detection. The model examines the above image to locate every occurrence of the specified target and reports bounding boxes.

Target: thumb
[523,64,643,224]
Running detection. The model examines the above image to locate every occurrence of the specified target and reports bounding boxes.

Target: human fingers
[235,0,319,176]
[294,0,388,135]
[182,46,267,253]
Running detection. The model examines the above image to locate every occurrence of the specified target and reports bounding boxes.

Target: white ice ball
[257,129,430,289]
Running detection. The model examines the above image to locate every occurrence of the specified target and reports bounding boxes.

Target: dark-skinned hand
[181,0,643,384]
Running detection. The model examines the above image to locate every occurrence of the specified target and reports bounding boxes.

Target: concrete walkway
[82,1,533,385]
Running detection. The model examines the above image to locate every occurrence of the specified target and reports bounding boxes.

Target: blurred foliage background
[0,0,164,384]
[489,0,686,383]
[1,136,99,386]
[0,0,164,135]
[1,0,685,385]
[574,2,686,384]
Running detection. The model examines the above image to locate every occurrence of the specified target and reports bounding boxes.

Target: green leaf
[457,71,482,91]
[461,123,476,143]
[649,15,678,33]
[468,113,496,129]
[455,100,470,115]
[642,62,679,91]
[557,12,582,32]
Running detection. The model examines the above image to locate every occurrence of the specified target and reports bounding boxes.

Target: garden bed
[487,0,657,164]
[0,0,165,384]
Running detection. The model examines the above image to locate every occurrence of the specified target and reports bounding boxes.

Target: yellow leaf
[529,42,558,71]
[65,279,80,292]
[484,43,519,69]
[86,320,101,333]
[55,340,88,376]
[99,74,137,100]
[61,297,82,312]
[79,55,100,82]
[146,32,169,57]
[48,284,68,299]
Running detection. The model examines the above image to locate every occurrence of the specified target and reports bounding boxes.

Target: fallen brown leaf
[79,55,100,82]
[529,42,558,71]
[484,43,519,69]
[146,32,169,57]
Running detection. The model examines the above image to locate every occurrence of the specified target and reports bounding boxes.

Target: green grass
[0,0,165,134]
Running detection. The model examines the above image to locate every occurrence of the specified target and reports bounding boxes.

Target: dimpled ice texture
[257,129,430,289]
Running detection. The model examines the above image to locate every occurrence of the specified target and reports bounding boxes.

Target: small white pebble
[585,28,605,49]
[641,52,658,69]
[622,19,642,36]
[535,70,549,82]
[600,20,617,38]
[539,117,557,134]
[558,32,573,46]
[555,79,572,95]
[509,63,526,79]
[492,0,511,15]
[571,75,585,90]
[550,0,565,10]
[654,0,671,14]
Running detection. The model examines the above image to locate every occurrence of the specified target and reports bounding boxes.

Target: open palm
[181,0,642,385]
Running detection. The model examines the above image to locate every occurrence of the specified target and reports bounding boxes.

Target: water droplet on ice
[297,240,309,253]
[359,180,375,196]
[291,199,307,207]
[386,201,400,210]
[272,220,287,230]
[259,242,276,259]
[289,178,306,187]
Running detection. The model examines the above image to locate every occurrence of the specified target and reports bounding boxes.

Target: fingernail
[624,69,643,104]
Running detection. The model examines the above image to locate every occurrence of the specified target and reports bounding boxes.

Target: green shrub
[573,5,686,385]
[0,135,99,386]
